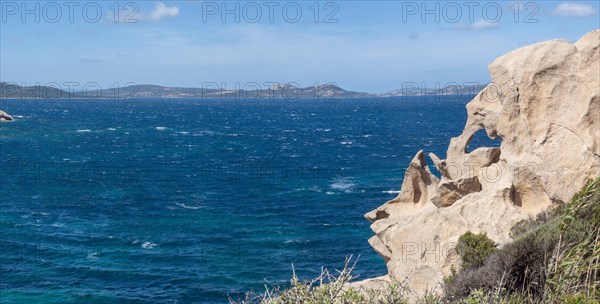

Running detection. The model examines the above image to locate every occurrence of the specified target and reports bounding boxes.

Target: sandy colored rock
[431,176,482,207]
[359,30,600,296]
[428,152,450,179]
[365,150,439,223]
[0,109,13,121]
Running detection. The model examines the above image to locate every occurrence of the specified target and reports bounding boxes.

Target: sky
[1,0,599,93]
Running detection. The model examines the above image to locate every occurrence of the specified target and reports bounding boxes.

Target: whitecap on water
[294,186,322,193]
[155,127,168,131]
[285,239,310,244]
[141,242,157,249]
[77,129,91,133]
[31,212,49,216]
[192,131,208,136]
[330,178,356,193]
[382,190,401,194]
[174,202,203,210]
[107,128,117,131]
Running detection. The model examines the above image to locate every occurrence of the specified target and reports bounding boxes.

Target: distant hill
[0,82,75,99]
[0,82,487,100]
[378,84,487,97]
[0,82,375,100]
[94,83,376,99]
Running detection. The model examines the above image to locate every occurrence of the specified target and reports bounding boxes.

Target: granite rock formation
[361,30,600,295]
[0,109,13,121]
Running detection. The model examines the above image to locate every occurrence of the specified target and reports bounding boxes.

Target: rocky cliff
[362,30,600,295]
[0,109,13,121]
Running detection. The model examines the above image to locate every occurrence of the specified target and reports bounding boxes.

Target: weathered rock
[428,152,450,179]
[0,110,13,121]
[360,30,600,296]
[431,176,482,207]
[365,150,439,222]
[368,235,392,263]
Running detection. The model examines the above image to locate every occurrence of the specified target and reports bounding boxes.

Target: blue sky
[1,1,599,93]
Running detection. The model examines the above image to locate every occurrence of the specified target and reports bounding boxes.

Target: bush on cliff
[444,177,600,303]
[455,232,497,270]
[230,256,410,304]
[545,177,600,302]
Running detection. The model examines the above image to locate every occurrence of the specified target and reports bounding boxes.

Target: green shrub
[455,232,497,270]
[444,177,600,303]
[231,257,412,304]
[509,211,553,238]
[445,211,562,301]
[546,177,600,301]
[559,292,600,304]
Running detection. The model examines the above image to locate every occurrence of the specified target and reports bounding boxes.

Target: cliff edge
[361,30,600,295]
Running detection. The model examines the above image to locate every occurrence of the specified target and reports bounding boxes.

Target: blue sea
[0,97,489,303]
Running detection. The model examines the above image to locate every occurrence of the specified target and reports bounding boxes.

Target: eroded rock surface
[0,110,13,122]
[361,30,600,296]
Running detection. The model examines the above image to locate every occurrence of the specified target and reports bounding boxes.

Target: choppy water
[0,97,494,303]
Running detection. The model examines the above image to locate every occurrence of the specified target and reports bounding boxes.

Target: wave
[141,242,157,249]
[330,178,356,193]
[294,186,322,193]
[192,130,218,136]
[174,202,203,210]
[77,129,91,132]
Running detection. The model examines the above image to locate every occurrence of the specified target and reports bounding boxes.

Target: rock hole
[466,129,502,153]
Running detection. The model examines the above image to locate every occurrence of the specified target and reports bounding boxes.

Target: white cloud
[553,2,597,18]
[471,19,500,30]
[454,19,500,31]
[148,2,180,21]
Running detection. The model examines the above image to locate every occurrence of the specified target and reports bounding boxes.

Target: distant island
[0,82,486,100]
